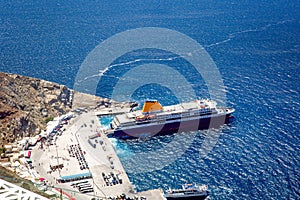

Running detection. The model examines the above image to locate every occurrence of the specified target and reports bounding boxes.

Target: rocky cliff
[0,72,74,146]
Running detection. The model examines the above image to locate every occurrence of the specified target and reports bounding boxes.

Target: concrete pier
[31,110,165,200]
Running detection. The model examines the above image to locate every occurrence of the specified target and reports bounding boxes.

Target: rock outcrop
[0,72,73,146]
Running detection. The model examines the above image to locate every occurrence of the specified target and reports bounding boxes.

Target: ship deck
[114,100,218,125]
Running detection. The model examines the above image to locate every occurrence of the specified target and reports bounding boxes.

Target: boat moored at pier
[164,183,209,199]
[108,99,235,139]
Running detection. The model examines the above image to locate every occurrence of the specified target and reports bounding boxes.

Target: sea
[1,0,299,199]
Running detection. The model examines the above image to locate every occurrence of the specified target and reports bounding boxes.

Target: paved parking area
[31,111,164,199]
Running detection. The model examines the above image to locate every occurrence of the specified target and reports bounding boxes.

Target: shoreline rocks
[0,72,104,147]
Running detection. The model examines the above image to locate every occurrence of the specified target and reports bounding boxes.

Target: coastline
[2,106,164,199]
[0,72,164,199]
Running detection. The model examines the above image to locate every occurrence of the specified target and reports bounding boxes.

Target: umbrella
[39,177,45,181]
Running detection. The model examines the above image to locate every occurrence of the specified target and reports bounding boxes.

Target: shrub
[45,116,54,123]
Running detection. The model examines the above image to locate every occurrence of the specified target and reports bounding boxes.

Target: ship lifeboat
[136,115,147,121]
[147,114,156,119]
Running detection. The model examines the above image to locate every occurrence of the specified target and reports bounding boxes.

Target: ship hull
[110,113,233,139]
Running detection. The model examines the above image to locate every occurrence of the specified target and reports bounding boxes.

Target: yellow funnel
[142,100,163,113]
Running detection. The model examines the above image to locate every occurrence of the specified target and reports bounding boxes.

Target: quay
[31,109,165,200]
[95,107,131,116]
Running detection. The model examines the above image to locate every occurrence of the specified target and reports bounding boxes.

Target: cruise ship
[164,183,209,200]
[108,99,234,139]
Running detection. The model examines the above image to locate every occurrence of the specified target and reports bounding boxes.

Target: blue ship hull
[110,114,233,139]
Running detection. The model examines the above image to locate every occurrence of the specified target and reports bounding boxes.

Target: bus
[78,184,91,189]
[75,181,88,187]
[79,188,93,193]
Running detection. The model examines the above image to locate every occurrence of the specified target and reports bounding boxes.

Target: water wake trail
[81,55,184,81]
[205,19,296,48]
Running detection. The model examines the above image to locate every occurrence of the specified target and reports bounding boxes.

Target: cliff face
[0,72,73,146]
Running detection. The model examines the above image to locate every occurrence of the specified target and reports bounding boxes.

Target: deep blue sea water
[1,0,300,199]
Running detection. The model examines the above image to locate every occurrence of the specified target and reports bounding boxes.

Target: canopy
[59,172,92,182]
